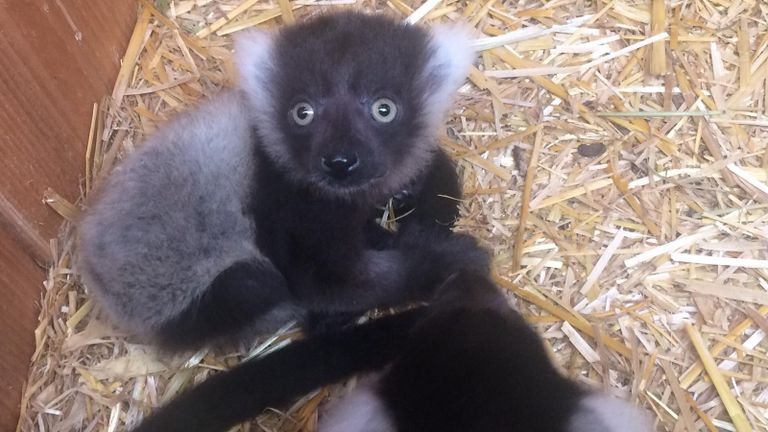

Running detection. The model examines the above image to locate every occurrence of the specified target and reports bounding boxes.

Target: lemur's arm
[366,148,462,249]
[133,308,424,432]
[399,147,462,232]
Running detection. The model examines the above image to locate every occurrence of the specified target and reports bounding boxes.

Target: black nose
[321,153,359,179]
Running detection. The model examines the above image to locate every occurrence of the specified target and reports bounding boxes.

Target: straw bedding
[17,0,768,431]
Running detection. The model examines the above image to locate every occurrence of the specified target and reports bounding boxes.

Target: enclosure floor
[17,1,768,431]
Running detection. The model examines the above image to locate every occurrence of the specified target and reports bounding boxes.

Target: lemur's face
[272,17,427,192]
[236,12,474,197]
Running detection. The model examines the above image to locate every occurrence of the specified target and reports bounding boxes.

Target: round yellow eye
[371,98,397,123]
[291,102,314,126]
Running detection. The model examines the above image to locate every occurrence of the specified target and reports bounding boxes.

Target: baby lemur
[78,11,487,350]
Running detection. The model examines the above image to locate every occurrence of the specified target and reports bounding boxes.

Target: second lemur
[133,271,654,432]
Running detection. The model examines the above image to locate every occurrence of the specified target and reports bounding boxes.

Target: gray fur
[319,375,396,432]
[78,91,261,336]
[568,393,654,432]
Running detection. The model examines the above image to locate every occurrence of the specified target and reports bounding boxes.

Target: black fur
[380,272,584,432]
[156,260,289,350]
[155,141,479,348]
[248,144,487,334]
[132,308,426,432]
[132,271,651,432]
[400,148,464,230]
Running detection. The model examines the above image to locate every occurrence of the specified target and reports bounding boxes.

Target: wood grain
[0,0,136,243]
[0,230,42,431]
[0,1,137,429]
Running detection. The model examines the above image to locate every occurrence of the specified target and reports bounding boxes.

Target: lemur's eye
[371,98,397,123]
[291,102,315,126]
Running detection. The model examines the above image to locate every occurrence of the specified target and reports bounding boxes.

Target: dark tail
[132,307,425,432]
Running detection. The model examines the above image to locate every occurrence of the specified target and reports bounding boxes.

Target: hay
[17,0,768,431]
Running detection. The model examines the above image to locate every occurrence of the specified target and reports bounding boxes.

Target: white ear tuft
[568,393,654,432]
[426,22,477,93]
[420,21,477,127]
[233,28,277,104]
[232,27,285,152]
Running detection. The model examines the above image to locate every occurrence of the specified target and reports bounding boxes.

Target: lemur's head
[235,11,475,197]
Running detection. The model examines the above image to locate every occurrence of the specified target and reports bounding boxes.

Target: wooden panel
[0,1,137,429]
[0,0,136,242]
[0,230,42,431]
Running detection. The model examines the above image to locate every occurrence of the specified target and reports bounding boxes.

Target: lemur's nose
[321,153,360,180]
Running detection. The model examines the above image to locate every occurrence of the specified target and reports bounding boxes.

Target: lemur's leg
[156,259,293,350]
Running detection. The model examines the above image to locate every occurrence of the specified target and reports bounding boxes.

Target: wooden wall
[0,1,136,429]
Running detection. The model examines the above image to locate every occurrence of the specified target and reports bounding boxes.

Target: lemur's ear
[233,28,277,105]
[418,22,477,125]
